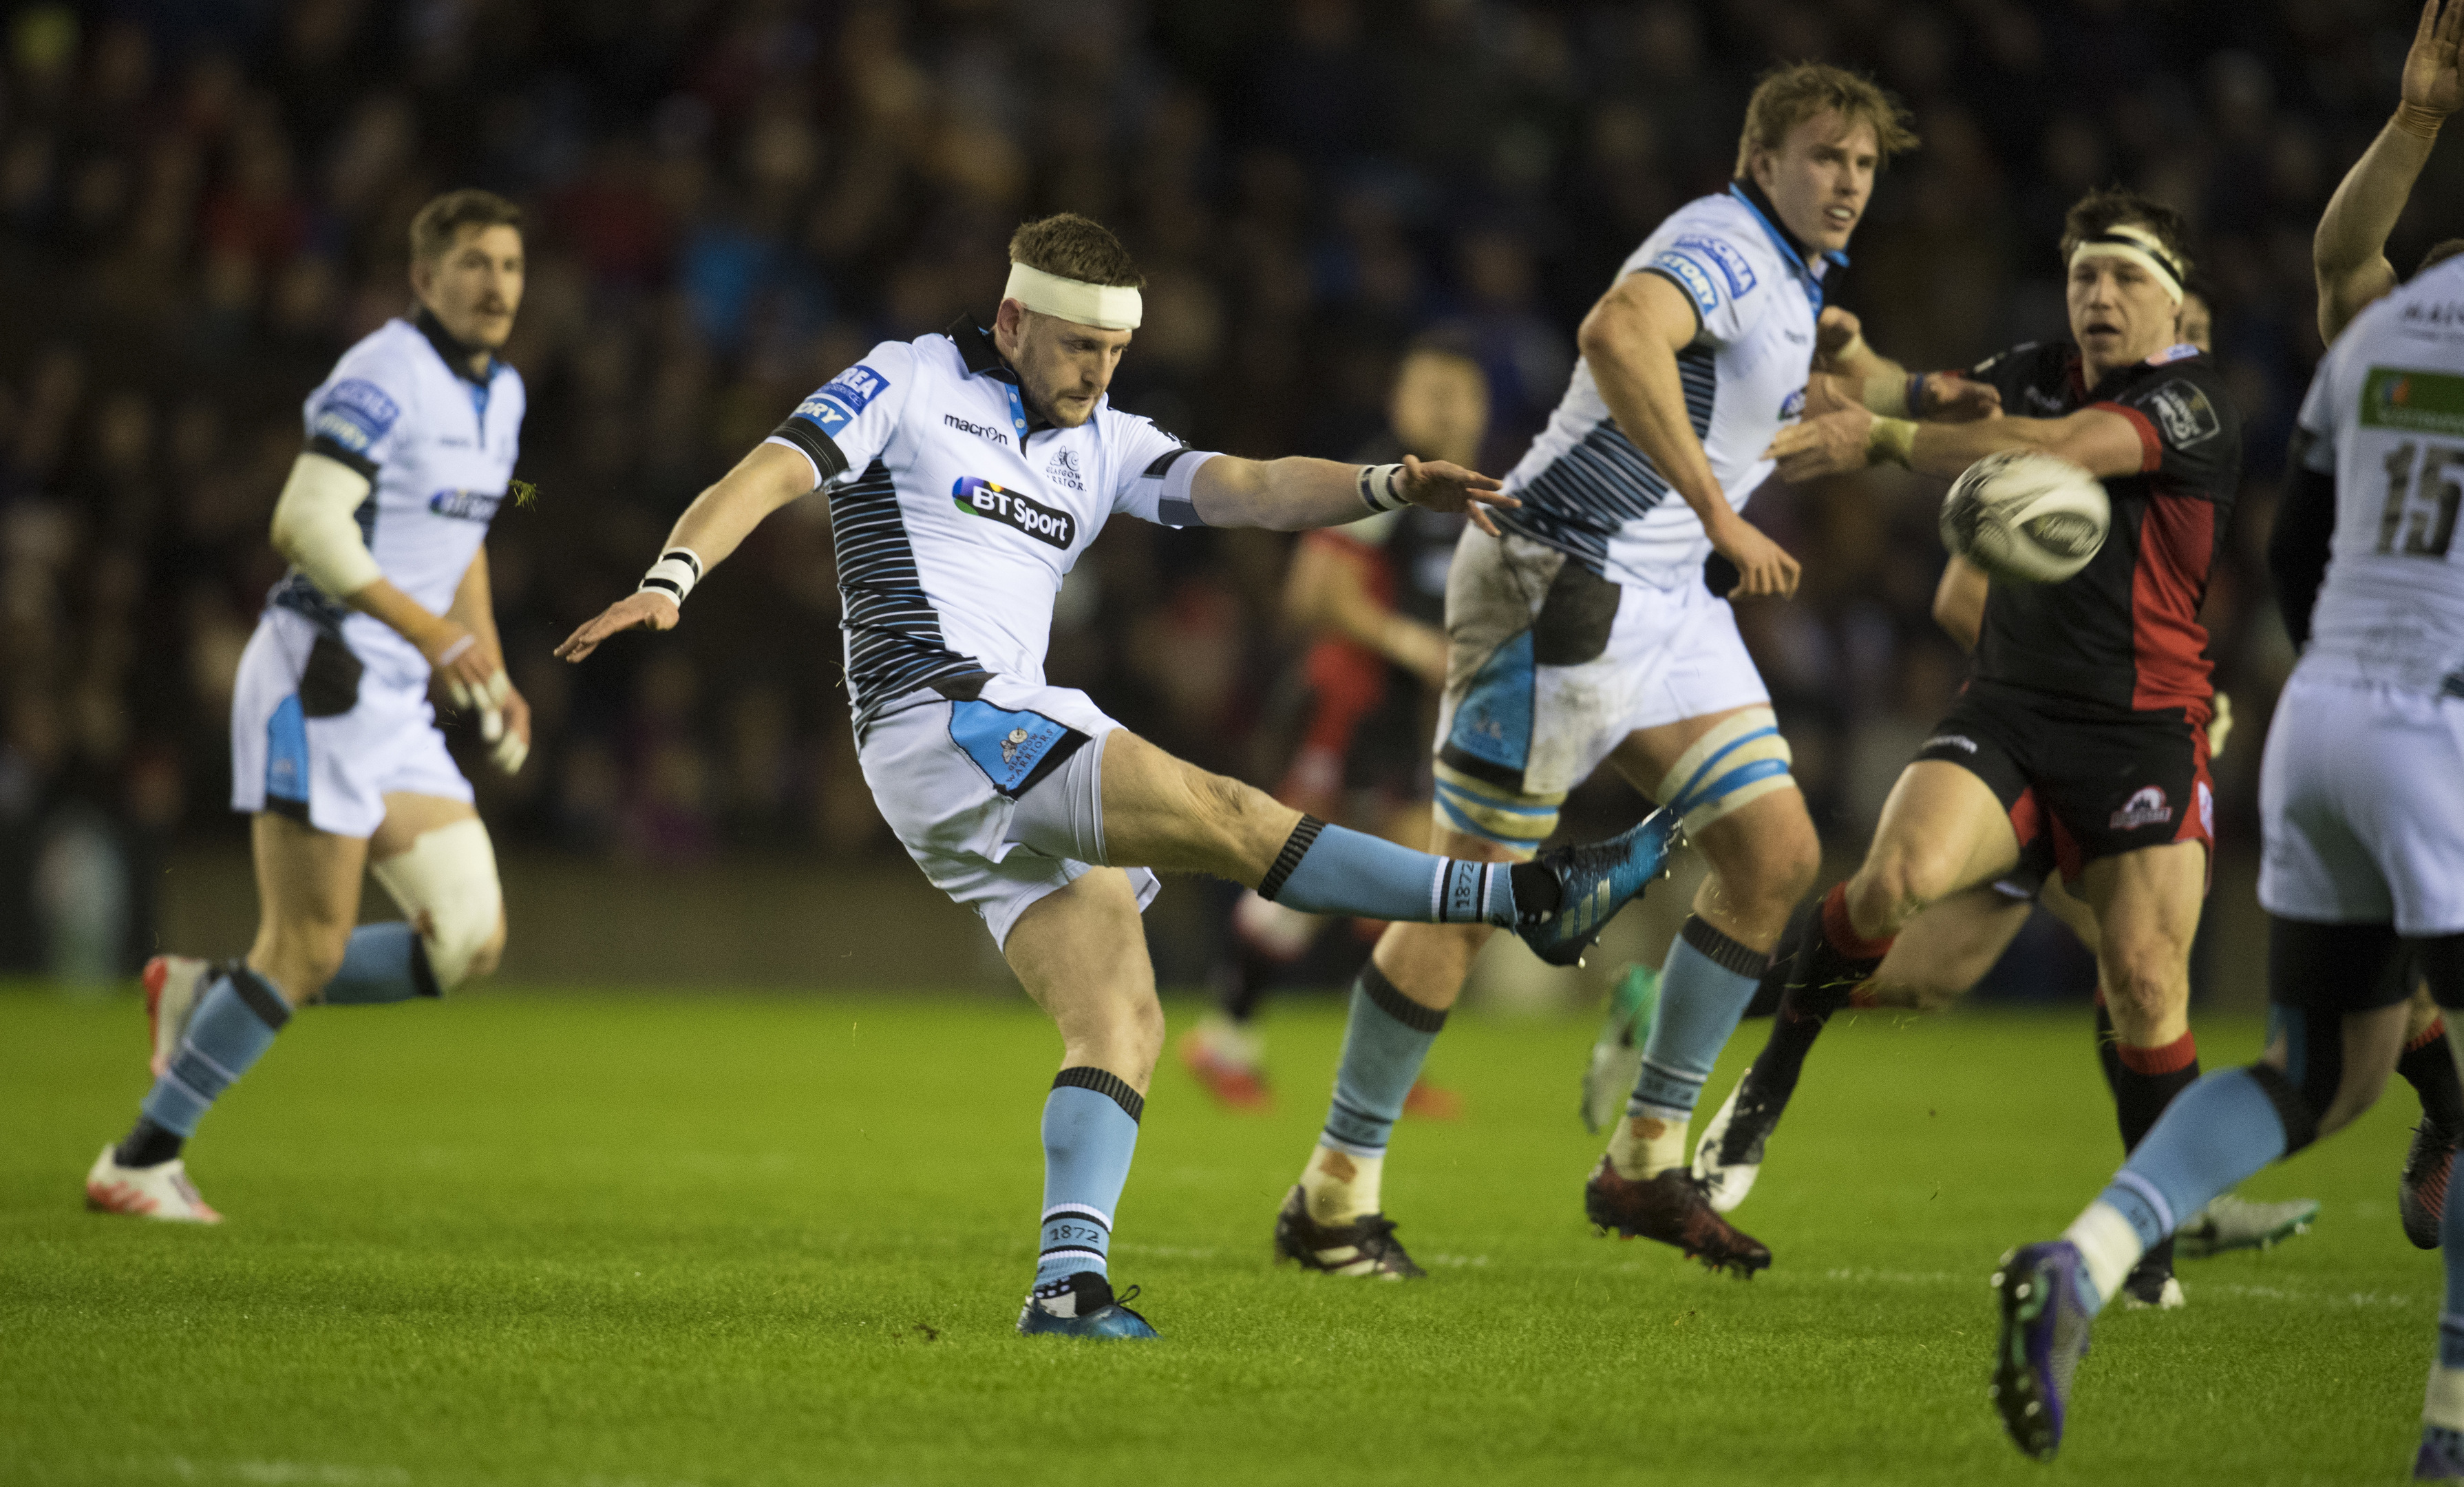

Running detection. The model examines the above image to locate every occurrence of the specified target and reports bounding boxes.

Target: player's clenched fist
[555,591,679,662]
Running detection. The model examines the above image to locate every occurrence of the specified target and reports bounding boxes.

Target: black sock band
[1681,916,1770,978]
[1257,816,1326,903]
[114,1119,183,1168]
[1507,861,1560,919]
[226,962,293,1030]
[1054,1066,1144,1123]
[1359,960,1447,1034]
[2246,1060,2321,1157]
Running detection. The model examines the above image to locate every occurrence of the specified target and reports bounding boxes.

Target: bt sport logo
[953,476,1075,549]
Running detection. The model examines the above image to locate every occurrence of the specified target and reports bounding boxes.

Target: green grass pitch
[0,986,2435,1486]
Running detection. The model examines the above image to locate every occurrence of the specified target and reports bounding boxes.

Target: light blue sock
[139,965,291,1137]
[1264,818,1514,927]
[1630,918,1767,1119]
[1035,1071,1143,1289]
[320,924,440,1004]
[2085,1067,2292,1309]
[1319,962,1445,1158]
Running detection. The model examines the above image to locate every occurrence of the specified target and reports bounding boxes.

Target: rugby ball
[1939,451,2111,584]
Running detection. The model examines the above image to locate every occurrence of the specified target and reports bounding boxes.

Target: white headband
[2068,224,2186,307]
[1003,260,1143,330]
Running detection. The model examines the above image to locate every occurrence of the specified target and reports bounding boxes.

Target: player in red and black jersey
[1699,188,2236,1297]
[1177,341,1481,1114]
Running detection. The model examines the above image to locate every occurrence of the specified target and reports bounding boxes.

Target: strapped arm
[269,451,383,601]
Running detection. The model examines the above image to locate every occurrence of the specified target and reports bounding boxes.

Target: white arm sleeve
[269,450,383,600]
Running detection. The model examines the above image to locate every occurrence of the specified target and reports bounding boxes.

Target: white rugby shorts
[229,609,471,839]
[2259,669,2464,936]
[857,675,1160,949]
[1430,528,1769,850]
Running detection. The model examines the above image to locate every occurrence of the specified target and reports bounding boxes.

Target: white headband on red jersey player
[1003,261,1143,330]
[2068,224,2186,308]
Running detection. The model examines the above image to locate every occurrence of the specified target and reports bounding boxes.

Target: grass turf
[0,986,2435,1486]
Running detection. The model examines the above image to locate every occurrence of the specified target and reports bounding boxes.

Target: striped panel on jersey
[830,458,985,726]
[1500,344,1716,569]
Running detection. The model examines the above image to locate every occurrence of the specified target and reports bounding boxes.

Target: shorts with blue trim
[1428,528,1770,856]
[856,675,1161,949]
[229,609,471,839]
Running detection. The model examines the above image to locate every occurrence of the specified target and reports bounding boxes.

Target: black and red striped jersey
[1959,340,2241,722]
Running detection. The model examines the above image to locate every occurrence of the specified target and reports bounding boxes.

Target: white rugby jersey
[763,320,1209,727]
[1498,184,1835,591]
[2293,255,2464,694]
[270,314,526,684]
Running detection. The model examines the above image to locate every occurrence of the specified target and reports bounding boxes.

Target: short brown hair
[410,189,523,263]
[2059,187,2192,277]
[1008,212,1143,288]
[1733,63,1918,179]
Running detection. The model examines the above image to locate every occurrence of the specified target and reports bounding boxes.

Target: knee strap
[1007,728,1112,865]
[2244,1060,2322,1157]
[370,817,502,992]
[1657,707,1796,836]
[1430,762,1560,859]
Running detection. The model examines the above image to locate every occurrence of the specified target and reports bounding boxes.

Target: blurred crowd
[4,0,2458,976]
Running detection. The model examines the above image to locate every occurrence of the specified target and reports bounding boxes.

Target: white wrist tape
[270,452,383,600]
[637,547,704,607]
[1358,463,1407,514]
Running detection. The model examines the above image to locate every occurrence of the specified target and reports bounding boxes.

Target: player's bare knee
[1849,849,1951,938]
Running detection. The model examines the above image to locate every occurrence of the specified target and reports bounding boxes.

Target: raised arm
[1187,452,1509,534]
[1582,270,1798,596]
[1812,306,2000,421]
[2316,0,2464,342]
[553,441,818,661]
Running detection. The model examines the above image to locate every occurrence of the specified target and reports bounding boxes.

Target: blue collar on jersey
[1726,181,1847,307]
[952,315,1054,447]
[413,307,501,424]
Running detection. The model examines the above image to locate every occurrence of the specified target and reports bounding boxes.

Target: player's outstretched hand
[2404,0,2464,123]
[1396,454,1516,536]
[555,592,679,663]
[1920,375,2001,423]
[1767,407,1876,483]
[1708,511,1800,600]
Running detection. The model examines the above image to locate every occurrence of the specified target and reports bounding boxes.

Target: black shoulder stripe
[769,415,849,483]
[1143,445,1195,479]
[304,435,379,480]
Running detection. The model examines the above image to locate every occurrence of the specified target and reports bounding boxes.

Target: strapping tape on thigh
[1657,707,1796,836]
[1431,761,1562,857]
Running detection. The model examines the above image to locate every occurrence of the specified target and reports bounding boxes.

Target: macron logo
[944,413,1010,447]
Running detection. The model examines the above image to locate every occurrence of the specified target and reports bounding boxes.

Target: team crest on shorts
[1000,727,1031,768]
[2110,785,2174,830]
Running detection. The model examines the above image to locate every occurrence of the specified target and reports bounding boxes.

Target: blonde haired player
[85,191,531,1223]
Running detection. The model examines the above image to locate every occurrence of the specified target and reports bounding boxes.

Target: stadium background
[2,0,2455,998]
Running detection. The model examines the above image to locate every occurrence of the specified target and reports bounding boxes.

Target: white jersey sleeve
[1103,411,1215,527]
[304,359,414,475]
[1637,229,1773,350]
[765,341,921,488]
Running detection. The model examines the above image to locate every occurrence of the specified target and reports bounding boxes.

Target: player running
[554,213,1682,1340]
[1675,282,2326,1289]
[83,191,533,1223]
[1268,63,1961,1282]
[1986,238,2464,1475]
[1179,340,1483,1115]
[1759,187,2239,1304]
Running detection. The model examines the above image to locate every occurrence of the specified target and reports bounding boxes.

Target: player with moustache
[1753,189,2240,1303]
[555,214,1684,1339]
[85,191,534,1223]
